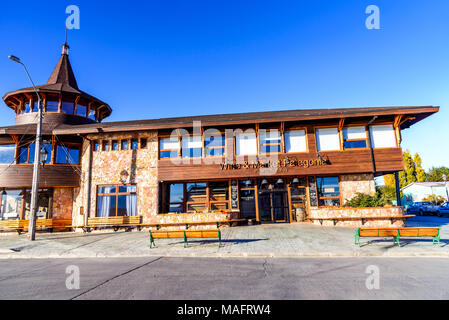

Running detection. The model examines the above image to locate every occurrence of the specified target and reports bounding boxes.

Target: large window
[182,136,202,158]
[369,125,397,148]
[97,185,137,217]
[343,126,367,149]
[235,132,257,156]
[316,128,340,151]
[56,144,80,164]
[18,142,36,164]
[186,182,207,212]
[61,102,74,114]
[205,134,225,156]
[1,190,22,220]
[76,105,87,117]
[46,101,59,112]
[162,181,231,214]
[166,183,184,213]
[259,130,281,154]
[160,137,180,159]
[285,129,307,153]
[0,144,16,164]
[316,176,340,207]
[209,181,229,211]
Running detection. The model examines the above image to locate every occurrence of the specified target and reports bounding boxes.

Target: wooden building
[0,43,439,231]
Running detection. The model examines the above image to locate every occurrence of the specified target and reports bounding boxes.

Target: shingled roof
[2,43,112,119]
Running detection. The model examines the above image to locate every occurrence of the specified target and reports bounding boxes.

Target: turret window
[61,102,74,114]
[76,105,87,117]
[46,101,59,112]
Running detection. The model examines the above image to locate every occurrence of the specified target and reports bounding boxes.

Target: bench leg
[149,233,155,248]
[433,235,441,246]
[218,230,222,248]
[354,229,360,246]
[184,232,188,248]
[394,236,401,247]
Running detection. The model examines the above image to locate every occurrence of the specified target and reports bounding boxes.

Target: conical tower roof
[3,42,112,122]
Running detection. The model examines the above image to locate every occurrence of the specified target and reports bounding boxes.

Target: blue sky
[0,0,447,170]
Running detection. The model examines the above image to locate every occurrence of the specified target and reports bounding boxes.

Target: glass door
[289,177,307,222]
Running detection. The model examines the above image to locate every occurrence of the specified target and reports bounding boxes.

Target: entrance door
[257,182,289,223]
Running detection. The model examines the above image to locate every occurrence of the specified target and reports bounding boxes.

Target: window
[102,141,110,152]
[259,130,281,154]
[186,183,207,212]
[1,189,22,220]
[205,134,225,156]
[46,101,59,112]
[94,141,100,151]
[140,138,147,149]
[131,139,138,150]
[97,185,137,217]
[56,145,80,164]
[316,177,340,207]
[369,125,397,148]
[88,109,96,120]
[316,128,340,151]
[112,140,119,151]
[235,131,257,156]
[182,136,202,158]
[159,137,179,159]
[24,102,31,113]
[76,105,87,117]
[61,102,74,114]
[18,142,35,164]
[209,181,229,211]
[343,126,367,149]
[166,183,184,213]
[0,144,16,164]
[33,101,39,111]
[285,129,307,153]
[121,140,128,150]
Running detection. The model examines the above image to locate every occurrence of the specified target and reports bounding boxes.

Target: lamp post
[9,55,43,241]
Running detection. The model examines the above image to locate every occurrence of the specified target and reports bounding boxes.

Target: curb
[1,250,449,259]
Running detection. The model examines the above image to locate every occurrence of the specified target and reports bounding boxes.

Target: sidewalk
[0,216,448,259]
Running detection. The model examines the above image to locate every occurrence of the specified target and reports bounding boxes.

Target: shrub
[344,191,386,208]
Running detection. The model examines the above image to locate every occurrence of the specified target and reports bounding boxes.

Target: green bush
[344,190,387,208]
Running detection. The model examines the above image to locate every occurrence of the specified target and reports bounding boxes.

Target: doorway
[257,179,289,223]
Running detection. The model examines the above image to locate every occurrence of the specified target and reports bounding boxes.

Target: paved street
[1,216,449,259]
[0,257,449,300]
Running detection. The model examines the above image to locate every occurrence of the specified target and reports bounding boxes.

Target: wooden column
[395,171,401,206]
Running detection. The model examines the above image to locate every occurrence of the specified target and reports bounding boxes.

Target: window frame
[96,184,138,217]
[342,125,369,150]
[315,176,342,207]
[204,132,225,158]
[258,127,282,155]
[159,135,181,159]
[369,123,399,149]
[315,127,342,152]
[284,127,308,154]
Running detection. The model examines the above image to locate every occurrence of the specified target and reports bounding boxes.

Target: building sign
[220,159,327,170]
[230,180,238,209]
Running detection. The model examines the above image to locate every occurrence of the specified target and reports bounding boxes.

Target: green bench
[149,229,222,248]
[355,227,441,247]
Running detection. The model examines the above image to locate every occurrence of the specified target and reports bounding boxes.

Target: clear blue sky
[0,0,447,170]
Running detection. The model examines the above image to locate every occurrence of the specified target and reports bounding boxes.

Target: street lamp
[9,54,43,241]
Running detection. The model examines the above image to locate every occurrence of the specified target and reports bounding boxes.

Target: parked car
[437,202,449,217]
[406,201,440,216]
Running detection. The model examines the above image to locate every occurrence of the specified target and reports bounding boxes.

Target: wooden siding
[157,148,404,181]
[0,165,80,188]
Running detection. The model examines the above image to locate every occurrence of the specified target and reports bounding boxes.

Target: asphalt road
[0,257,449,300]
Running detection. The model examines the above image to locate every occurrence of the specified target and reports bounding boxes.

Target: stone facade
[52,187,73,219]
[309,207,405,227]
[340,173,376,204]
[72,131,158,226]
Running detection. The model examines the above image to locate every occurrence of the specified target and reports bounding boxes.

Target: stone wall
[340,173,376,204]
[309,207,405,227]
[52,187,73,219]
[73,131,158,225]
